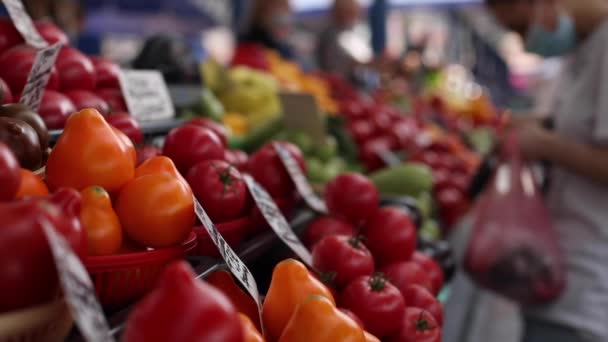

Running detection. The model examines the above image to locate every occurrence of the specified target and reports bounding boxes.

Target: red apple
[56,47,96,91]
[38,90,76,130]
[65,90,110,114]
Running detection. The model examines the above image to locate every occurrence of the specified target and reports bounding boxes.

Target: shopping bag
[464,133,565,305]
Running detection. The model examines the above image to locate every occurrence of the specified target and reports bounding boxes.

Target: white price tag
[42,225,113,342]
[274,143,328,214]
[244,175,314,267]
[2,0,47,48]
[193,198,262,310]
[119,70,175,122]
[19,42,62,111]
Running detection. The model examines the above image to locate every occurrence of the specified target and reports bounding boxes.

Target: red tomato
[35,21,69,45]
[97,88,127,112]
[65,90,110,114]
[38,90,76,130]
[390,118,419,149]
[247,141,305,198]
[387,307,441,342]
[436,187,469,228]
[412,252,444,295]
[403,285,444,326]
[223,149,248,171]
[162,125,225,174]
[339,308,365,329]
[325,173,379,224]
[348,119,376,143]
[312,235,375,289]
[0,142,20,201]
[0,45,59,94]
[380,261,434,295]
[105,112,143,145]
[341,101,367,121]
[187,118,228,147]
[187,159,251,223]
[410,150,441,170]
[340,274,405,338]
[136,145,162,166]
[303,216,356,248]
[0,192,84,312]
[90,56,121,89]
[0,76,12,104]
[0,18,22,53]
[359,136,396,172]
[56,47,96,91]
[362,207,416,266]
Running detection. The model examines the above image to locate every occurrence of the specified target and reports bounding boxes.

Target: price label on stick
[192,198,262,310]
[20,42,62,111]
[119,70,175,122]
[42,225,114,342]
[244,175,314,267]
[2,0,47,48]
[274,143,328,214]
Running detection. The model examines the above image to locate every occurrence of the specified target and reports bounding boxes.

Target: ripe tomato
[247,141,305,198]
[412,252,444,295]
[136,145,162,166]
[106,112,143,145]
[187,118,228,147]
[224,149,249,171]
[187,159,251,223]
[339,308,365,329]
[325,173,379,224]
[312,235,375,289]
[65,89,110,114]
[362,207,416,266]
[162,125,225,174]
[303,216,356,248]
[348,119,376,143]
[80,186,122,256]
[0,142,20,201]
[403,285,443,326]
[387,307,441,342]
[116,173,195,248]
[340,274,405,338]
[436,187,469,228]
[56,47,96,91]
[15,168,49,199]
[380,261,434,295]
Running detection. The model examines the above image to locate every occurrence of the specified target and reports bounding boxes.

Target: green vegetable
[228,116,284,152]
[197,88,224,122]
[419,219,441,241]
[369,162,433,197]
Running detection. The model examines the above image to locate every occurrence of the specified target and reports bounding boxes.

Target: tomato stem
[368,273,387,292]
[415,310,437,331]
[348,235,366,249]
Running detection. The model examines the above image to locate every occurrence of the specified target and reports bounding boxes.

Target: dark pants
[523,318,592,342]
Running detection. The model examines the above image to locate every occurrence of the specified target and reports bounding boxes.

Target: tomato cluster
[305,173,444,341]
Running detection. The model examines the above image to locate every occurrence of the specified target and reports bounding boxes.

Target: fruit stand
[0,1,514,341]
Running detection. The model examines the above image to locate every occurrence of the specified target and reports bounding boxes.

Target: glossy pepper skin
[262,259,335,342]
[80,186,122,256]
[123,261,244,342]
[46,108,135,192]
[278,295,366,342]
[207,270,261,331]
[239,313,266,342]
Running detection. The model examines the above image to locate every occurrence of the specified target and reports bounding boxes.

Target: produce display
[0,6,507,341]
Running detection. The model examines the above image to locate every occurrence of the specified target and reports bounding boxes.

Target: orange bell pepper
[262,259,335,342]
[46,108,135,192]
[239,313,266,342]
[207,270,261,331]
[278,295,366,342]
[112,126,137,167]
[15,168,49,199]
[135,156,186,183]
[364,331,381,342]
[80,186,122,256]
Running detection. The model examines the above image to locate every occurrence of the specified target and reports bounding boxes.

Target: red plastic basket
[193,216,251,257]
[84,232,197,310]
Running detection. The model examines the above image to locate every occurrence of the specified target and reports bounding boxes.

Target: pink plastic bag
[464,133,565,305]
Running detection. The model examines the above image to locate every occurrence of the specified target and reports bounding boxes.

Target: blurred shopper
[485,0,608,341]
[317,0,364,76]
[240,0,296,60]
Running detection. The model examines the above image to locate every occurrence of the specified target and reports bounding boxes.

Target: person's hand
[510,120,551,161]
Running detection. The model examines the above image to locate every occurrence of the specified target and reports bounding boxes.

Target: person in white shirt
[485,0,608,341]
